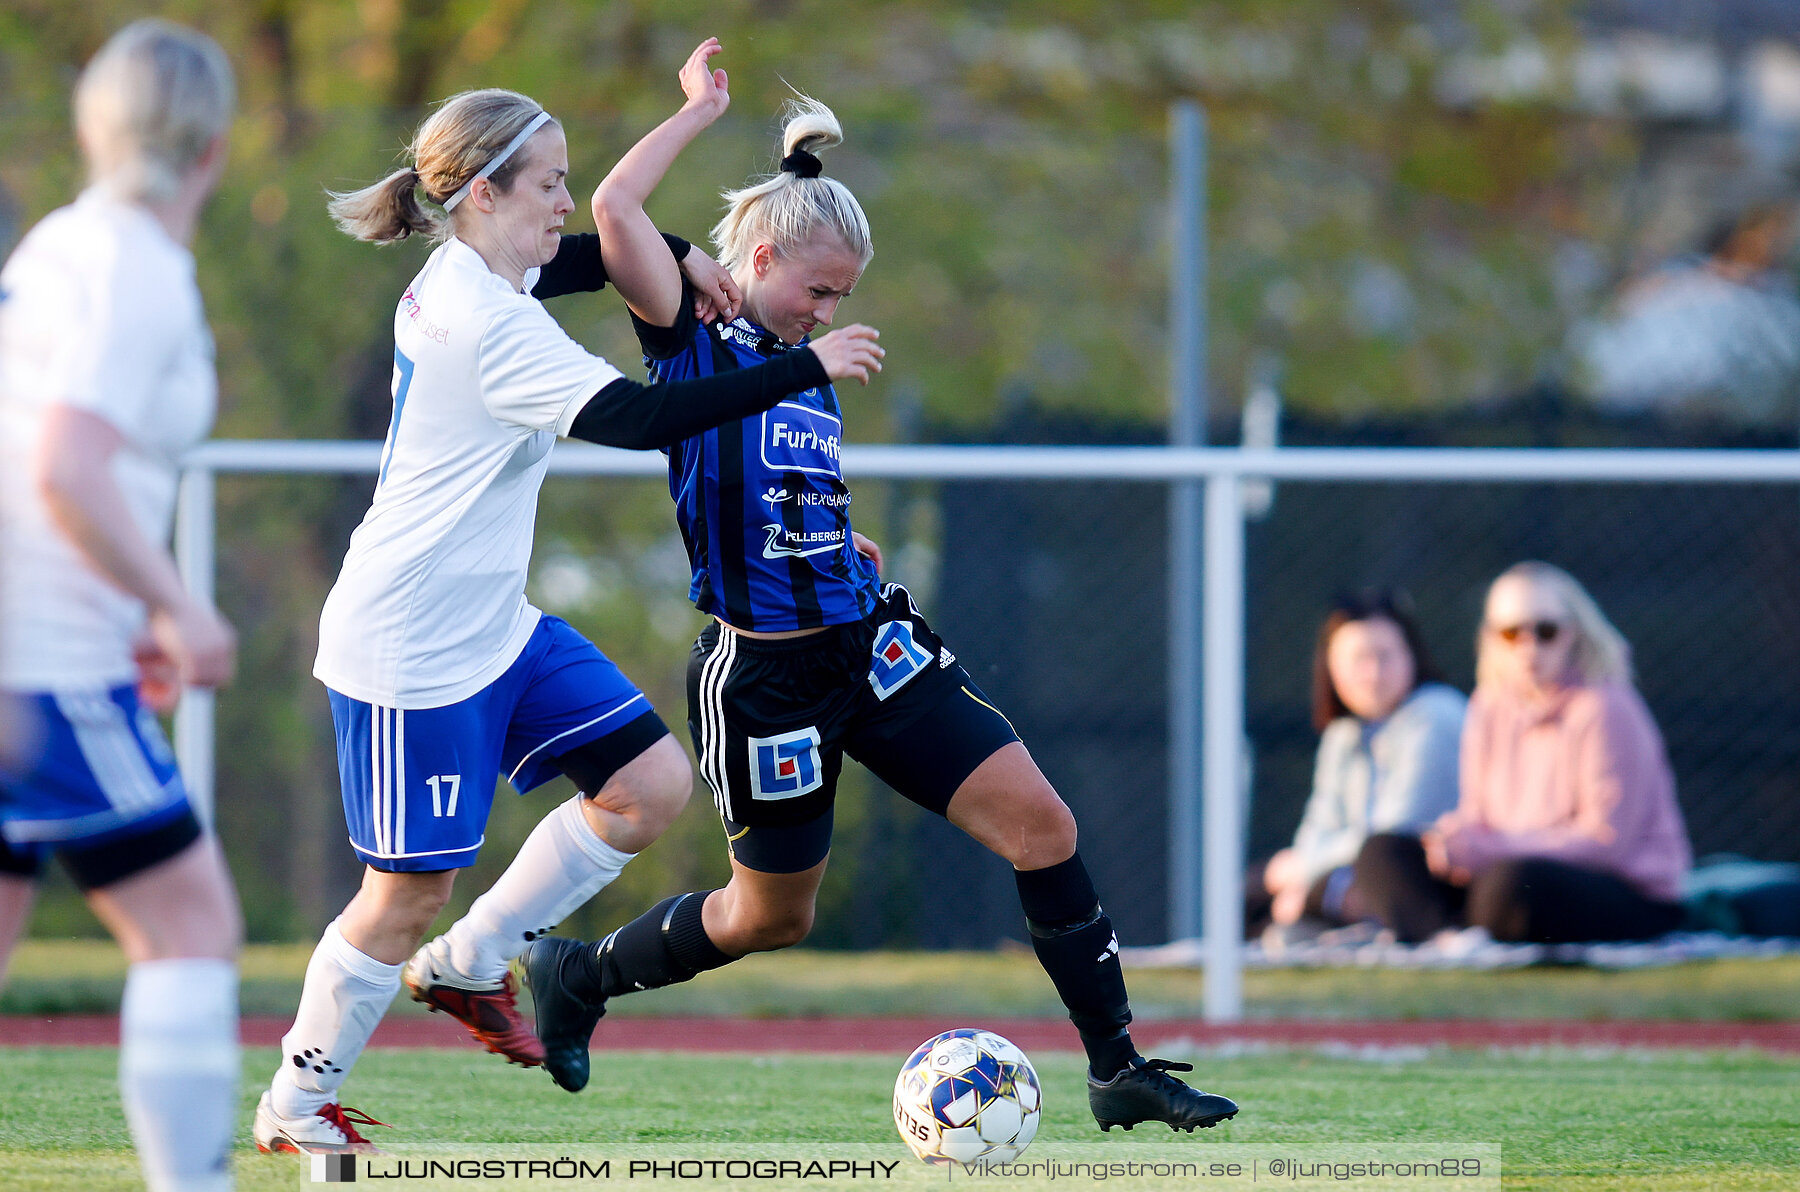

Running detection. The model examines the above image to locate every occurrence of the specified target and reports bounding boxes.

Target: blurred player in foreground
[252,83,883,1154]
[518,41,1239,1135]
[0,20,242,1191]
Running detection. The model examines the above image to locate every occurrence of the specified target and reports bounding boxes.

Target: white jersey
[313,238,624,708]
[0,189,217,690]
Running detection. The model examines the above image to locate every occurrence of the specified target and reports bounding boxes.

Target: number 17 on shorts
[327,694,498,871]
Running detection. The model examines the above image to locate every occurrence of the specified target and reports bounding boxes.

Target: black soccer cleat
[1088,1057,1239,1133]
[521,937,607,1093]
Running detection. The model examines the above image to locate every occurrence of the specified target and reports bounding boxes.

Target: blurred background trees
[5,0,1798,943]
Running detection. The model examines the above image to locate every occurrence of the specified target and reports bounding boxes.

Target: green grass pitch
[7,942,1800,1020]
[1,1045,1797,1190]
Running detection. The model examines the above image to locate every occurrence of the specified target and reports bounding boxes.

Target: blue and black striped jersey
[630,287,880,632]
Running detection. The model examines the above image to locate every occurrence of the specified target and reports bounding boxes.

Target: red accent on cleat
[254,1092,390,1155]
[406,968,545,1067]
[322,1104,388,1144]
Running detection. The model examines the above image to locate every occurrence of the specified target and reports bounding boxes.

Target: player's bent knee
[1013,817,1077,870]
[153,899,242,962]
[608,736,691,831]
[738,910,813,952]
[649,737,694,802]
[718,892,815,953]
[990,794,1078,870]
[1032,799,1079,862]
[361,869,455,929]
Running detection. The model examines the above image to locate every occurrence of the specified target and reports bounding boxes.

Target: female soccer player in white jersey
[520,42,1238,1135]
[251,77,883,1154]
[0,21,242,1191]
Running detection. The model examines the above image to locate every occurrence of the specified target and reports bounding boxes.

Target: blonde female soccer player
[518,41,1238,1135]
[0,20,241,1191]
[252,83,883,1154]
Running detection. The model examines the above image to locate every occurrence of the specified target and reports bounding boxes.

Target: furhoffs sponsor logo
[760,402,842,476]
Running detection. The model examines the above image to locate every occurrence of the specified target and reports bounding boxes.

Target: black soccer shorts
[686,583,1019,873]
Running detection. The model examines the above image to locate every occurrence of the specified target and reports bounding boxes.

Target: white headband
[441,110,553,212]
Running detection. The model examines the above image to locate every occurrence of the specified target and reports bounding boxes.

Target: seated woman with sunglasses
[1353,562,1691,945]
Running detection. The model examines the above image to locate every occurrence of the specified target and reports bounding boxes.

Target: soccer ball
[892,1028,1042,1165]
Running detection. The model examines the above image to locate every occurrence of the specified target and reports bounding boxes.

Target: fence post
[1202,469,1245,1022]
[173,466,216,830]
[1166,98,1208,943]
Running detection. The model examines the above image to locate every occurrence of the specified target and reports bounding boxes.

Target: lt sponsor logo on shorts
[748,727,825,801]
[869,619,933,701]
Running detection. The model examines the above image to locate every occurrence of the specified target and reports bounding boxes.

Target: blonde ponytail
[328,89,554,246]
[327,166,439,244]
[712,95,871,271]
[780,96,844,160]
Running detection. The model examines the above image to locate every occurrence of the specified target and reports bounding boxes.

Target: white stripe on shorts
[350,836,486,861]
[58,693,141,814]
[697,628,736,818]
[695,636,718,812]
[370,705,387,856]
[53,691,168,819]
[504,693,648,788]
[393,708,406,857]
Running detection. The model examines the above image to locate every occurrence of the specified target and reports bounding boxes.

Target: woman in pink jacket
[1352,562,1691,944]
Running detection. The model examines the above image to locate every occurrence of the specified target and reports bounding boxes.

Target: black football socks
[1016,853,1138,1080]
[561,860,1141,1081]
[563,891,736,1002]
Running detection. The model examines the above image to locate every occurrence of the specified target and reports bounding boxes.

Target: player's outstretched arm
[567,323,882,450]
[592,36,731,328]
[34,405,235,688]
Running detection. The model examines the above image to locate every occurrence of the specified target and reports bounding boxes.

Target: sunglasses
[1492,620,1564,644]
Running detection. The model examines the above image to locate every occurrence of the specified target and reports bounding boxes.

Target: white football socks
[119,957,239,1192]
[441,795,635,984]
[270,918,401,1120]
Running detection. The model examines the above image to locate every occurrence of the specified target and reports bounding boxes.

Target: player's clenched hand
[132,634,182,714]
[807,324,884,385]
[147,596,237,691]
[680,245,742,324]
[679,37,729,121]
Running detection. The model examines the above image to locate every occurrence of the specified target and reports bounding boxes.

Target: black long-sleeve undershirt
[567,348,830,451]
[530,231,691,301]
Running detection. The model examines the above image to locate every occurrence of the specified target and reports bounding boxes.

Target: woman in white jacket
[1249,590,1465,940]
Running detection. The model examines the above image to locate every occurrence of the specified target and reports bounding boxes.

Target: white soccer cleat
[253,1091,388,1155]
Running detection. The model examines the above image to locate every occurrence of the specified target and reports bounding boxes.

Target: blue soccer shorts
[327,614,667,872]
[0,684,202,888]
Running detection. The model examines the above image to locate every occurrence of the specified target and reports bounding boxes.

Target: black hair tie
[780,149,823,179]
